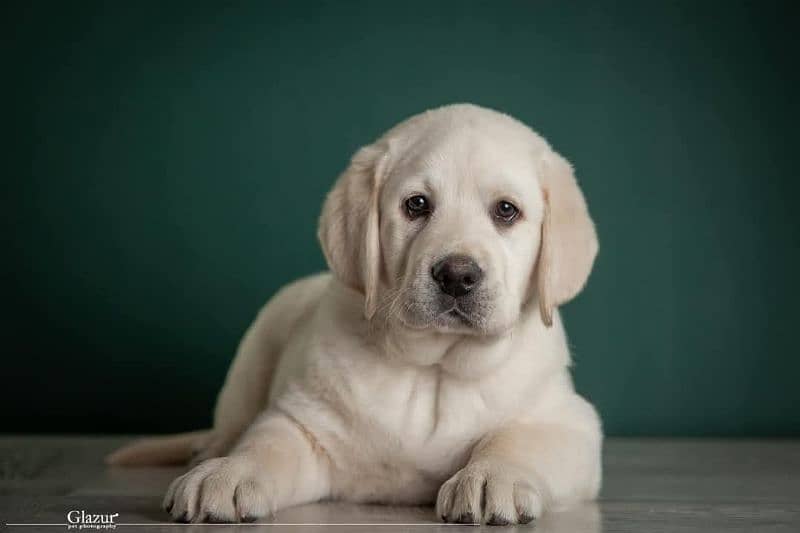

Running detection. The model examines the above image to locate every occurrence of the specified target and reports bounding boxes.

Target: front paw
[436,462,543,525]
[162,456,274,523]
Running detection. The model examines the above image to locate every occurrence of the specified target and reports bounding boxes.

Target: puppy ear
[536,150,598,327]
[318,144,390,319]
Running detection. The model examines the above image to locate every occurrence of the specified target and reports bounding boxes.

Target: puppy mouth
[397,289,488,332]
[441,306,475,326]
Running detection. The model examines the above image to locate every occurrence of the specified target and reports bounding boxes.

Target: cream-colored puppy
[107,103,601,525]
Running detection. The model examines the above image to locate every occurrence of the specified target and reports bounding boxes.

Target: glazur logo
[66,510,119,530]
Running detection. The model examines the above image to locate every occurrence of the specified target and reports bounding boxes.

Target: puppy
[107,103,602,525]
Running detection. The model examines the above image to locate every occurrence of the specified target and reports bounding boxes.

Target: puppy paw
[435,462,543,525]
[163,456,274,523]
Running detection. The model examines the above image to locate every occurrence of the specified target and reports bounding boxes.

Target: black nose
[431,255,484,298]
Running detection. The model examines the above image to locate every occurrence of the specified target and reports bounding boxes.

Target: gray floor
[1,437,798,532]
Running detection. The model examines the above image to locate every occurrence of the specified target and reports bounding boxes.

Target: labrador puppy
[107,103,601,525]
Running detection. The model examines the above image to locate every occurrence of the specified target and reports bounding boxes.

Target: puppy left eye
[494,200,519,223]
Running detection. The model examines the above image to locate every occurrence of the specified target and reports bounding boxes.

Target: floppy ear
[536,150,598,327]
[318,144,390,319]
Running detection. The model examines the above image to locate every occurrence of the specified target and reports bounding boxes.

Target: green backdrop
[5,1,798,436]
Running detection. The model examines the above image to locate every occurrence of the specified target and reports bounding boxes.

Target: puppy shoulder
[249,272,333,345]
[270,272,333,309]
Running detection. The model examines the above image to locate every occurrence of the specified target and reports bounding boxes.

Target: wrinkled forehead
[382,127,544,208]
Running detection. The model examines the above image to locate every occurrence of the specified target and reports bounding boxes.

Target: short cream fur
[107,103,602,525]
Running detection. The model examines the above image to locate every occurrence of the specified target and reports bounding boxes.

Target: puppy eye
[405,195,431,218]
[494,200,519,223]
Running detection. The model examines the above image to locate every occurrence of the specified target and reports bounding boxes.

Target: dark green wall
[4,1,798,436]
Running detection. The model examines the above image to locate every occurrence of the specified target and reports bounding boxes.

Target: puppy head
[319,104,597,336]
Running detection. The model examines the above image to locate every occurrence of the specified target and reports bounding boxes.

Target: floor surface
[1,436,798,532]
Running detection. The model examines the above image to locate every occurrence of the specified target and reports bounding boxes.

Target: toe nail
[456,512,476,524]
[240,515,258,523]
[488,514,511,526]
[206,513,232,524]
[519,513,536,524]
[174,512,190,523]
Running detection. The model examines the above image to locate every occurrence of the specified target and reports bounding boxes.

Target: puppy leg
[191,315,284,465]
[193,281,326,464]
[164,411,330,523]
[437,398,601,525]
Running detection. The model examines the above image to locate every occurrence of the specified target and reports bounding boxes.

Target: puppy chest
[351,368,516,467]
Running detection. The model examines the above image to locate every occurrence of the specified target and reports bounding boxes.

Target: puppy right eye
[405,195,431,219]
